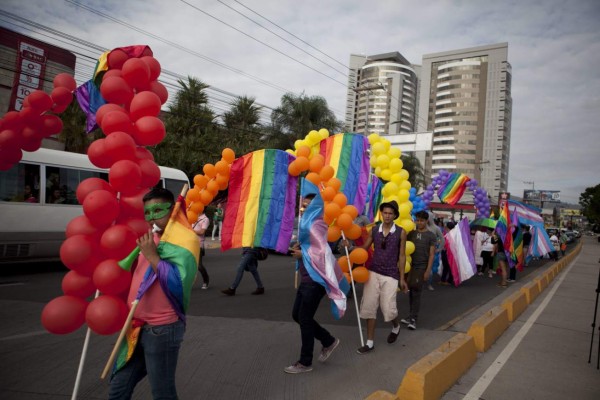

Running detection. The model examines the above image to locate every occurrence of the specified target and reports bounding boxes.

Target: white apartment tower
[346,52,419,136]
[418,43,512,201]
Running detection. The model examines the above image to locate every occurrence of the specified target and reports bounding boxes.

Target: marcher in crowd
[522,226,532,266]
[211,203,224,241]
[439,221,455,286]
[193,211,210,289]
[492,230,508,287]
[479,228,495,278]
[221,247,265,296]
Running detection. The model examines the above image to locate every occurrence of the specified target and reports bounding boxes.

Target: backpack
[256,247,269,261]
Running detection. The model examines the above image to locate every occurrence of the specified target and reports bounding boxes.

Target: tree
[270,93,344,149]
[221,96,265,156]
[579,184,600,228]
[401,153,425,191]
[57,101,102,153]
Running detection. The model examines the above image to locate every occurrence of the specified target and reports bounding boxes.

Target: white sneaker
[427,284,435,291]
[201,283,209,289]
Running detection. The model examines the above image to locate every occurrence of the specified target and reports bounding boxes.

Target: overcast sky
[2,0,599,204]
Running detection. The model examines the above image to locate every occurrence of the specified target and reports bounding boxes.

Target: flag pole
[341,231,364,346]
[100,184,189,379]
[71,290,100,399]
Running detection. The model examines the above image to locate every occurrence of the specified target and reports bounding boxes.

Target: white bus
[0,148,189,264]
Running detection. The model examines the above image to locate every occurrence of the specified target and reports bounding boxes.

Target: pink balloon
[104,131,136,161]
[62,270,96,298]
[87,138,114,169]
[129,91,161,121]
[100,76,134,105]
[121,58,150,90]
[85,295,128,335]
[41,295,88,335]
[109,160,142,194]
[93,259,132,295]
[133,116,165,146]
[76,177,115,205]
[83,189,120,227]
[53,73,77,92]
[100,224,138,260]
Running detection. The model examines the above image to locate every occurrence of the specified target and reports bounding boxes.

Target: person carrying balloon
[108,187,199,399]
[344,200,407,354]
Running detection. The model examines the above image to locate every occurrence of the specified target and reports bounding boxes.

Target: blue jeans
[292,282,335,366]
[231,251,263,289]
[109,320,185,400]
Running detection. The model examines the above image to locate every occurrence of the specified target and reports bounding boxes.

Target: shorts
[359,271,398,322]
[495,252,507,262]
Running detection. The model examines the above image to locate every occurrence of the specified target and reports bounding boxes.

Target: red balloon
[135,146,154,161]
[53,73,77,92]
[27,90,53,112]
[83,189,120,227]
[101,111,133,135]
[87,138,114,169]
[133,116,165,146]
[85,295,128,335]
[104,131,136,161]
[122,217,150,237]
[107,49,129,69]
[0,129,22,152]
[118,189,147,219]
[22,125,43,142]
[148,80,168,104]
[76,177,115,204]
[62,270,96,298]
[109,159,142,194]
[40,114,63,137]
[50,86,73,106]
[41,295,88,335]
[21,137,42,152]
[121,58,150,89]
[100,76,134,105]
[93,259,132,295]
[138,158,161,187]
[141,56,161,81]
[2,111,24,131]
[100,224,138,260]
[65,215,106,238]
[102,69,123,81]
[0,147,22,171]
[60,235,98,270]
[129,91,161,121]
[51,102,69,114]
[96,104,127,127]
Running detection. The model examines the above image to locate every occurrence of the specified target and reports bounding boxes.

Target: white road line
[463,257,578,400]
[0,330,48,341]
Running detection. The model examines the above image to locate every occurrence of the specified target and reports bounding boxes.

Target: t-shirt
[480,232,494,251]
[193,214,210,248]
[407,229,436,269]
[213,208,223,222]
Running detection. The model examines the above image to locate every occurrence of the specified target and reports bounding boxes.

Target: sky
[2,0,599,204]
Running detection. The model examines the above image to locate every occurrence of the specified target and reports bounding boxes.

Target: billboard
[523,190,560,203]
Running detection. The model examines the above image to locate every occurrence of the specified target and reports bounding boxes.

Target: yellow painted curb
[502,291,528,322]
[520,281,541,304]
[467,306,509,352]
[364,390,399,400]
[396,333,477,400]
[535,275,548,292]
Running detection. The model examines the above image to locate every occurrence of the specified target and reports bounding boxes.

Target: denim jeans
[109,320,185,400]
[292,282,335,366]
[407,268,425,321]
[231,251,263,289]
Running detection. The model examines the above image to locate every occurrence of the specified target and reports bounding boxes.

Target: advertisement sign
[523,190,560,203]
[9,41,47,111]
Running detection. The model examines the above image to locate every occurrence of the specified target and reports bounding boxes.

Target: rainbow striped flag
[221,149,298,254]
[365,175,383,221]
[495,201,514,268]
[511,208,524,271]
[319,133,370,214]
[437,173,470,205]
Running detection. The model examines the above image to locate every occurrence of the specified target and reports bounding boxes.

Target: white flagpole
[71,290,100,400]
[341,232,364,346]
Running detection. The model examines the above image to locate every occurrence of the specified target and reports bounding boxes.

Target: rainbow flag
[365,175,384,221]
[511,208,524,271]
[437,173,470,205]
[93,45,153,85]
[221,149,298,254]
[495,201,514,268]
[319,133,370,214]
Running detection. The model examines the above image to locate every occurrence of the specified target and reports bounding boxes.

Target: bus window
[0,162,40,203]
[45,166,108,205]
[164,178,188,195]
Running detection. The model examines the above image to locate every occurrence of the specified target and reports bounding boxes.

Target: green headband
[144,202,172,221]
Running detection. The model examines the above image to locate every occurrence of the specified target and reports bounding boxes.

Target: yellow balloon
[368,133,380,145]
[398,202,411,218]
[389,157,403,173]
[375,166,382,177]
[294,140,303,150]
[405,261,411,273]
[391,173,403,185]
[398,169,409,181]
[398,189,410,203]
[406,255,412,264]
[370,155,378,168]
[286,149,295,155]
[381,168,392,182]
[388,147,401,159]
[382,139,391,151]
[383,182,399,197]
[318,128,330,139]
[372,142,386,156]
[399,218,415,233]
[405,240,415,255]
[377,154,390,169]
[399,180,411,191]
[307,130,321,144]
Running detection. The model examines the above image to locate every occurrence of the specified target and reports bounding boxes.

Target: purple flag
[75,80,106,133]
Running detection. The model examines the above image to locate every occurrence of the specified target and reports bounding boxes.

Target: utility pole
[352,83,385,135]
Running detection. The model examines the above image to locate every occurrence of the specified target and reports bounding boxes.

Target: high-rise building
[345,52,420,136]
[418,43,512,201]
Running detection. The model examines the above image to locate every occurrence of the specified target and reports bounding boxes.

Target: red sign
[9,41,47,111]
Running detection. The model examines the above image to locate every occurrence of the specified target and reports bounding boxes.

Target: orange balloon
[288,161,301,177]
[305,172,321,186]
[203,163,216,178]
[333,192,348,208]
[295,156,310,172]
[215,160,229,175]
[338,255,350,273]
[190,201,204,214]
[309,154,325,173]
[326,177,342,192]
[324,202,342,220]
[187,210,198,224]
[187,188,201,202]
[296,145,311,158]
[323,213,334,225]
[344,223,362,240]
[193,174,209,190]
[352,266,369,283]
[320,165,335,182]
[327,225,342,242]
[216,174,229,190]
[342,205,358,220]
[206,180,220,195]
[349,247,369,265]
[344,272,352,283]
[336,212,353,230]
[222,148,235,163]
[199,189,213,205]
[321,186,336,202]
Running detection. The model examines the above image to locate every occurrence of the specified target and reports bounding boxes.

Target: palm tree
[221,96,266,155]
[57,101,101,153]
[401,153,425,191]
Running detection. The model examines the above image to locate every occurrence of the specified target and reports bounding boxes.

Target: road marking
[0,282,25,287]
[463,257,578,400]
[0,330,48,341]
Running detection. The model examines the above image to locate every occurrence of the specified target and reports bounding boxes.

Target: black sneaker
[356,344,374,354]
[387,330,399,344]
[400,317,411,325]
[221,288,236,296]
[251,287,265,295]
[407,319,416,330]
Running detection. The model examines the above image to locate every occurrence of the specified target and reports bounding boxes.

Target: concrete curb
[363,242,583,400]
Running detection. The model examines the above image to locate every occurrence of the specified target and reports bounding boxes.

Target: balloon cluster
[41,50,170,336]
[185,148,236,222]
[337,248,369,284]
[367,133,415,234]
[0,73,76,170]
[419,169,491,218]
[288,128,330,159]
